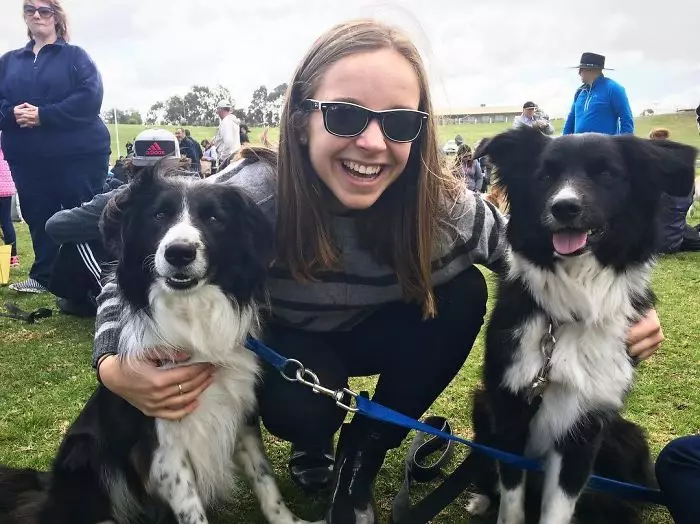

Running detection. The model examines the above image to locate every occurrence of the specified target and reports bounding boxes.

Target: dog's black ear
[98,164,162,256]
[99,184,134,256]
[474,126,550,183]
[615,136,697,197]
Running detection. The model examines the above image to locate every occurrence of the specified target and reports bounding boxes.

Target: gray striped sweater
[92,161,507,367]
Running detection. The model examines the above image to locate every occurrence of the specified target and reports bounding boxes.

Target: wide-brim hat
[571,52,614,70]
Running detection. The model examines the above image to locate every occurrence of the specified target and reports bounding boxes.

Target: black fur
[0,163,273,524]
[468,128,697,524]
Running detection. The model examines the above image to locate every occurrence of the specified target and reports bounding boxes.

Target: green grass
[107,112,700,166]
[1,221,698,523]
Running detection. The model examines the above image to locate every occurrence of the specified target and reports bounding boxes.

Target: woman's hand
[627,308,664,362]
[14,103,41,128]
[98,351,217,420]
[18,104,41,127]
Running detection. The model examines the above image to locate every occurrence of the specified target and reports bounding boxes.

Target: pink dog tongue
[552,231,588,255]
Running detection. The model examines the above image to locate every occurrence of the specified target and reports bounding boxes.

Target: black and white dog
[0,164,318,524]
[466,127,697,524]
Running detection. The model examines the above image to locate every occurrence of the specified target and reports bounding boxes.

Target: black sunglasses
[301,99,428,143]
[23,5,55,18]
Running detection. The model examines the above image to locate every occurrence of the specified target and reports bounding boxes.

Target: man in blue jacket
[563,52,634,135]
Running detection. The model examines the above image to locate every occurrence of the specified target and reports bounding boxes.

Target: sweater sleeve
[563,96,577,135]
[611,83,634,135]
[45,187,123,244]
[443,189,508,272]
[39,46,104,129]
[91,280,123,368]
[0,53,18,131]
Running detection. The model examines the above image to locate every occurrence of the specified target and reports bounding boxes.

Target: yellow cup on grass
[0,244,11,285]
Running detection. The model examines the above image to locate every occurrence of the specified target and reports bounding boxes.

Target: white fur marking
[466,492,491,515]
[498,481,525,524]
[150,446,208,524]
[236,425,321,523]
[540,453,577,524]
[504,251,648,455]
[551,184,580,205]
[154,201,207,280]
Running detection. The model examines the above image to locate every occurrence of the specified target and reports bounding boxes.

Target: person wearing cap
[214,100,241,170]
[512,101,554,135]
[563,52,634,136]
[44,129,181,316]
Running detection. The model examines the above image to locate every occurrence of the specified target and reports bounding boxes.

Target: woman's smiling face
[306,48,421,211]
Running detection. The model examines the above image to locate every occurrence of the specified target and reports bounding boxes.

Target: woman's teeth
[342,160,382,178]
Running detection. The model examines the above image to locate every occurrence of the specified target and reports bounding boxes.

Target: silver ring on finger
[178,383,184,396]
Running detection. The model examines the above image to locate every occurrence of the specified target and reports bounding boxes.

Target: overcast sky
[1,0,698,119]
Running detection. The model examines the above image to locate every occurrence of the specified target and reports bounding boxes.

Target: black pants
[679,223,700,252]
[258,265,488,450]
[656,435,700,524]
[0,197,17,256]
[9,154,107,287]
[48,242,107,305]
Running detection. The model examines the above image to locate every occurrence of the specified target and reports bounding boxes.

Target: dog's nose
[164,242,197,267]
[551,197,583,221]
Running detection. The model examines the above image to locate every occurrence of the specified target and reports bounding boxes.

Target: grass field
[0,114,699,522]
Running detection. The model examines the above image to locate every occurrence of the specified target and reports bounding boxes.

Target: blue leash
[245,336,665,506]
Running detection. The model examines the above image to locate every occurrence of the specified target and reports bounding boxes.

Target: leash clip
[279,358,359,413]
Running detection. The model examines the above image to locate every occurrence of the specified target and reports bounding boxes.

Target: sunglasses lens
[383,111,424,142]
[38,7,54,17]
[324,103,368,137]
[23,5,35,15]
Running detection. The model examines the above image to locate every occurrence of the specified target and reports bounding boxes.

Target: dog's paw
[466,492,491,515]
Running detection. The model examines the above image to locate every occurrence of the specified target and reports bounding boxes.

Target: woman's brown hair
[24,0,70,42]
[277,19,459,318]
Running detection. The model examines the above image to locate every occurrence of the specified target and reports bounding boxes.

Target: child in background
[0,134,19,268]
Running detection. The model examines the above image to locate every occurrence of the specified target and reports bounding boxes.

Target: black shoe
[56,297,97,318]
[288,440,335,494]
[326,424,387,524]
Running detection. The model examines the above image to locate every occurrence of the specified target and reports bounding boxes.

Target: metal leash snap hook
[280,359,305,382]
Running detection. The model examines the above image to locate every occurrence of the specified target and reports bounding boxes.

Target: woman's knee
[256,327,349,445]
[258,369,346,445]
[656,435,700,483]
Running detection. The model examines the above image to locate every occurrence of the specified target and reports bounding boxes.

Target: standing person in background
[175,128,201,174]
[0,0,110,293]
[239,121,250,146]
[184,129,203,159]
[0,133,19,268]
[454,143,483,191]
[563,52,634,136]
[214,99,241,170]
[512,101,554,135]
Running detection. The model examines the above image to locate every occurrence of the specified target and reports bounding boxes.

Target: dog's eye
[208,215,219,223]
[154,211,167,221]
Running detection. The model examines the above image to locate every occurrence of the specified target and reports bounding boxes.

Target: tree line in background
[102,83,288,128]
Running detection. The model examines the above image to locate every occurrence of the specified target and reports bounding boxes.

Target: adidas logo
[145,142,166,156]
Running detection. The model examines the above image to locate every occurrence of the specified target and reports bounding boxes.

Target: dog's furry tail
[0,466,50,523]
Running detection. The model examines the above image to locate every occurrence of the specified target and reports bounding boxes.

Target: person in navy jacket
[563,52,634,136]
[0,1,110,294]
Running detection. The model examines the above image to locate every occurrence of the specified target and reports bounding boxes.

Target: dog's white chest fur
[119,283,259,504]
[503,252,651,456]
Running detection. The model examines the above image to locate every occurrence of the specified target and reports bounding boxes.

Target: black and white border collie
[467,127,697,524]
[0,163,319,524]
